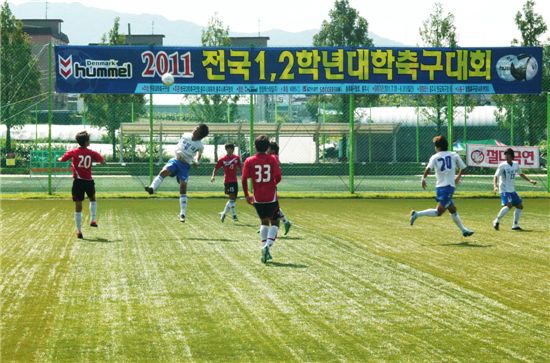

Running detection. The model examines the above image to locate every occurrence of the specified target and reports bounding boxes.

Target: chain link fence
[1,87,548,195]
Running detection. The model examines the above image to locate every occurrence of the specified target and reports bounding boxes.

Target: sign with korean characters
[466,144,540,169]
[55,46,542,95]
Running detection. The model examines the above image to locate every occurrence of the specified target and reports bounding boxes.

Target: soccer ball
[511,54,538,81]
[161,72,174,86]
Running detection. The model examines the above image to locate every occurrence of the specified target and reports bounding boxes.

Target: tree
[313,0,376,122]
[418,2,458,135]
[494,0,548,146]
[184,14,239,161]
[82,17,145,160]
[0,1,41,152]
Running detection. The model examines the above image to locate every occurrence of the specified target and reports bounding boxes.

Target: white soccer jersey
[175,133,204,164]
[495,161,521,193]
[427,151,466,188]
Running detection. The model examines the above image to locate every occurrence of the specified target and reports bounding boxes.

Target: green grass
[1,198,549,361]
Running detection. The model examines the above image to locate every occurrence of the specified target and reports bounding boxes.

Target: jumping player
[145,123,209,223]
[268,141,292,235]
[58,131,105,239]
[492,148,537,230]
[410,135,474,237]
[242,135,282,263]
[211,143,241,222]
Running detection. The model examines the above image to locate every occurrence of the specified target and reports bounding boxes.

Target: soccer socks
[267,226,279,247]
[150,175,164,191]
[179,194,188,216]
[229,200,237,217]
[450,212,467,233]
[89,201,97,222]
[259,225,269,246]
[279,208,289,223]
[223,200,231,215]
[513,208,522,227]
[74,212,82,232]
[416,209,438,217]
[496,206,510,222]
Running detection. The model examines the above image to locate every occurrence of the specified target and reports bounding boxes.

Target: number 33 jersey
[242,153,282,203]
[427,151,466,188]
[60,147,104,180]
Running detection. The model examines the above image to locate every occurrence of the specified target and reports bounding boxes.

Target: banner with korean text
[55,46,542,95]
[466,144,540,169]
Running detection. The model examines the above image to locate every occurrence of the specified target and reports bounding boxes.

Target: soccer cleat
[179,214,186,223]
[409,210,417,226]
[219,212,226,223]
[261,245,270,264]
[492,219,499,231]
[462,229,474,237]
[145,186,154,195]
[512,226,523,231]
[90,221,98,227]
[232,215,238,222]
[284,221,292,236]
[76,232,83,239]
[266,248,273,261]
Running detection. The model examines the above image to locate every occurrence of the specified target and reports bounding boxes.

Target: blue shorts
[165,158,190,183]
[500,192,522,206]
[435,186,455,208]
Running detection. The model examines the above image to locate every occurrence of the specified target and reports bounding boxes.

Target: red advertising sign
[466,145,540,168]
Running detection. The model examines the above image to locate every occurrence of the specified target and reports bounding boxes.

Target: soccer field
[1,198,549,361]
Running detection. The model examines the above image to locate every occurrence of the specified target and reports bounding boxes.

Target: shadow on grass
[267,261,308,268]
[83,237,120,243]
[441,241,494,248]
[280,236,302,240]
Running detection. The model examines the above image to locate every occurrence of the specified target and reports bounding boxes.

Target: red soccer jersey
[215,154,241,183]
[242,153,282,203]
[60,147,104,180]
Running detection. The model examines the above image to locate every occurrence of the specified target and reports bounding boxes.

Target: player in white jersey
[410,135,474,237]
[492,148,537,231]
[145,124,209,222]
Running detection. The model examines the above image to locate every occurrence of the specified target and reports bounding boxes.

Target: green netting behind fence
[1,91,548,194]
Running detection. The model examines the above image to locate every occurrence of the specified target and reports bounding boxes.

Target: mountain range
[10,2,405,47]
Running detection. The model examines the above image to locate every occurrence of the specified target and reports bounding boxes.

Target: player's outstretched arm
[519,173,537,185]
[455,168,465,185]
[493,175,499,193]
[421,168,430,190]
[193,151,203,167]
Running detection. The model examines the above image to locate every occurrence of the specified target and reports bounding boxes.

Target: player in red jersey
[58,131,105,239]
[242,135,282,263]
[211,143,242,222]
[268,141,292,235]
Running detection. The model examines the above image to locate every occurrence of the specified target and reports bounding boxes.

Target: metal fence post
[447,94,453,151]
[47,41,53,195]
[547,92,549,193]
[416,105,420,163]
[149,93,154,184]
[510,104,515,145]
[249,94,254,155]
[349,94,355,194]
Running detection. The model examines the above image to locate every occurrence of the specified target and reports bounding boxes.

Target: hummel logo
[59,55,72,79]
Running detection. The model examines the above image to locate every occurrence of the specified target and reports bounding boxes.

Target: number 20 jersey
[59,147,104,180]
[426,151,466,188]
[242,153,281,203]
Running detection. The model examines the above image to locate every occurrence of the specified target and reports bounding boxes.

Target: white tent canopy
[355,105,501,126]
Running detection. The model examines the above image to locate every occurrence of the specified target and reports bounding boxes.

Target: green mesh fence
[1,89,548,195]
